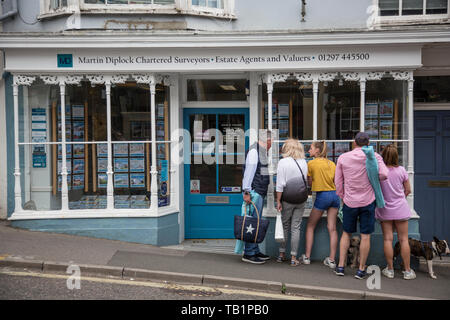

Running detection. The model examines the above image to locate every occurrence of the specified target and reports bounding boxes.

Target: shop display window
[19,79,171,211]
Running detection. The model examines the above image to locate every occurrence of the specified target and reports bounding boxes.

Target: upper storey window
[376,0,449,26]
[40,0,235,19]
[379,0,448,16]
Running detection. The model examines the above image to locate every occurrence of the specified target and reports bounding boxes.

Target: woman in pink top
[376,145,416,280]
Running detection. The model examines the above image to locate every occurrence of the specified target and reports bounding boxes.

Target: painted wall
[0,0,374,33]
[0,52,7,219]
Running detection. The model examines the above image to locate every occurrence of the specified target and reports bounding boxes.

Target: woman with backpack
[275,139,308,266]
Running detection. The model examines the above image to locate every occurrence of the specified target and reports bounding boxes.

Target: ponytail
[312,141,328,159]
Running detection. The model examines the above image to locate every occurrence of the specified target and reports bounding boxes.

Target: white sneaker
[302,254,311,265]
[323,257,336,269]
[403,269,416,280]
[382,267,394,279]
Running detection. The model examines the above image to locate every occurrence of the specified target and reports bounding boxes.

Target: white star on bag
[246,224,255,234]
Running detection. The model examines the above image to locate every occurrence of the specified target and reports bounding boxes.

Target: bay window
[14,74,172,214]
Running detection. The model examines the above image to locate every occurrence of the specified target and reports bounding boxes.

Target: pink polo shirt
[335,147,388,208]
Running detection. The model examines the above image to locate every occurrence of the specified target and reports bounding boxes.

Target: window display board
[52,103,88,194]
[264,102,292,141]
[364,100,398,141]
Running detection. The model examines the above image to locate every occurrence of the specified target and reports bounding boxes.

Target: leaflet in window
[114,158,129,172]
[97,144,108,158]
[72,174,85,190]
[98,173,108,188]
[114,143,129,157]
[73,144,85,158]
[114,173,129,188]
[130,158,145,172]
[130,173,146,188]
[130,143,145,157]
[72,159,85,174]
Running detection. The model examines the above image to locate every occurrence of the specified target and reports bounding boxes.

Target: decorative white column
[133,74,158,211]
[359,75,366,132]
[312,77,319,141]
[407,72,415,208]
[105,80,114,209]
[59,81,70,210]
[162,75,178,210]
[149,77,158,211]
[12,75,36,212]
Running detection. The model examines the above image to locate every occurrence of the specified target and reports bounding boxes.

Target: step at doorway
[162,239,237,255]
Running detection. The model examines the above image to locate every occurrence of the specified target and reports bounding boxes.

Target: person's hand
[276,202,282,212]
[243,192,251,204]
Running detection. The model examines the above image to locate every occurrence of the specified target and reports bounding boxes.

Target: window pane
[319,80,360,140]
[84,0,106,3]
[365,79,407,141]
[65,83,107,209]
[20,80,62,211]
[426,0,448,14]
[402,0,423,15]
[187,79,247,101]
[189,114,217,194]
[192,0,206,6]
[110,83,170,209]
[261,81,313,141]
[414,76,450,103]
[379,0,400,15]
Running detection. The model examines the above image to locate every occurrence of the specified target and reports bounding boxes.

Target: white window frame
[374,0,450,25]
[10,73,180,220]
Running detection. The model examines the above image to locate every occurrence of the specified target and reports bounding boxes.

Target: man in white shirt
[241,130,272,264]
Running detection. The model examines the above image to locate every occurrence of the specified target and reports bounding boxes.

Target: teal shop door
[184,108,249,239]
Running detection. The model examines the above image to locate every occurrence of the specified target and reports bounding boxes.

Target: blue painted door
[184,108,249,239]
[414,110,450,241]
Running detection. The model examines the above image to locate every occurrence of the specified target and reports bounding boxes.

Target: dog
[347,236,361,269]
[394,237,450,279]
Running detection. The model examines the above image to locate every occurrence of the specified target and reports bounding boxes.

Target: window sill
[38,11,76,21]
[375,15,449,27]
[8,205,178,220]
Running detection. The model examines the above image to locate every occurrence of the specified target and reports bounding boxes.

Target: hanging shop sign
[5,45,422,72]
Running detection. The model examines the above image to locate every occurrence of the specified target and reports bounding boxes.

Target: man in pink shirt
[334,132,388,279]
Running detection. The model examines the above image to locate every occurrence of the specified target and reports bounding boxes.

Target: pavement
[0,220,449,300]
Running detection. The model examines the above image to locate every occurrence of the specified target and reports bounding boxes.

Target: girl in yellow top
[302,141,340,269]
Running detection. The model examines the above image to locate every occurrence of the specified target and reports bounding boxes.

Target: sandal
[276,255,286,263]
[290,258,301,267]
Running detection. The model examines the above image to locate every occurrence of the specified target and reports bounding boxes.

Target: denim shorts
[313,190,340,211]
[342,201,376,234]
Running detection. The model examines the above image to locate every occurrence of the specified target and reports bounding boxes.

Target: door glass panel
[219,154,244,194]
[218,114,245,155]
[189,114,217,194]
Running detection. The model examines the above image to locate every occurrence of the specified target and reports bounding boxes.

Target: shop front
[4,43,422,263]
